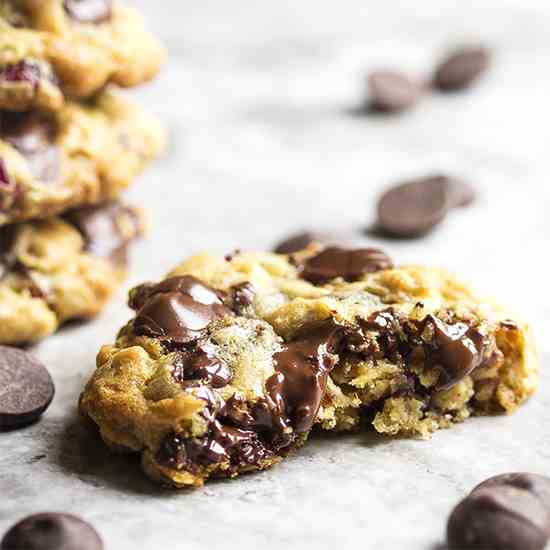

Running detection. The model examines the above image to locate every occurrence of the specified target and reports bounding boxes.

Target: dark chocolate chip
[273,230,353,255]
[63,202,142,267]
[300,246,393,284]
[1,513,103,550]
[377,176,451,238]
[368,70,422,112]
[0,111,60,183]
[447,486,550,550]
[132,276,230,344]
[0,346,54,429]
[474,473,550,513]
[63,0,112,24]
[434,47,491,91]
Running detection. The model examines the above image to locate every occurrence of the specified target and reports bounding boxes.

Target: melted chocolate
[63,0,112,24]
[132,276,230,344]
[0,111,60,183]
[300,246,394,284]
[157,318,345,473]
[418,315,485,390]
[267,319,344,433]
[172,344,233,388]
[64,202,140,266]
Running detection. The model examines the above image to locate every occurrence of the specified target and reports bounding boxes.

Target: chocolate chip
[377,176,451,238]
[300,246,393,284]
[0,61,41,87]
[230,282,256,312]
[0,111,60,183]
[1,513,103,550]
[0,346,54,430]
[63,0,112,24]
[132,276,230,344]
[474,473,550,512]
[447,485,550,550]
[63,202,142,267]
[172,344,233,388]
[434,47,491,91]
[368,70,422,112]
[273,230,354,254]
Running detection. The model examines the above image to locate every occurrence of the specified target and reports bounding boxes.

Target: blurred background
[5,1,550,549]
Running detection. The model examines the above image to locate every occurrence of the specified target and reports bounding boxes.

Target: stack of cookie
[0,0,166,345]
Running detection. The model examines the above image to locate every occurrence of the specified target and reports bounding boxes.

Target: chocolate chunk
[172,344,233,388]
[475,473,550,512]
[267,319,344,433]
[1,513,103,550]
[63,0,113,24]
[300,246,393,284]
[132,276,230,344]
[419,315,485,390]
[368,70,422,112]
[434,47,491,91]
[447,486,550,550]
[0,346,55,429]
[377,175,451,238]
[64,202,142,266]
[0,111,60,183]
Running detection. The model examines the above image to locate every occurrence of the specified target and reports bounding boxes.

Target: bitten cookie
[0,0,165,111]
[79,245,537,487]
[0,89,164,225]
[0,200,143,344]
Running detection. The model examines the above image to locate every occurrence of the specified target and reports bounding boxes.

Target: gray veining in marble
[1,1,549,548]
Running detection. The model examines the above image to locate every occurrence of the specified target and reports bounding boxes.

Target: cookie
[0,200,143,345]
[0,89,165,225]
[0,0,165,111]
[79,245,537,487]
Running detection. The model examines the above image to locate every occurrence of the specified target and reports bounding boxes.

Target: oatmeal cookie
[79,245,537,487]
[0,0,165,111]
[0,89,164,225]
[0,200,143,344]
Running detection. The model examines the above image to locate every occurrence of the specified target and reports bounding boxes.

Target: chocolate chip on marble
[63,0,113,24]
[377,176,450,238]
[300,246,393,284]
[447,474,550,550]
[434,47,491,91]
[0,513,103,550]
[368,70,422,112]
[0,346,55,430]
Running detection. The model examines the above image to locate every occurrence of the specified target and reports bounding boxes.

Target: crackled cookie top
[80,245,537,487]
[0,200,143,344]
[0,89,164,225]
[0,0,165,111]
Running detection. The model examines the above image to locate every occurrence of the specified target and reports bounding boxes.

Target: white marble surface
[2,1,550,548]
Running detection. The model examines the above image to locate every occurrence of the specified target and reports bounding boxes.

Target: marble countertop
[1,1,549,548]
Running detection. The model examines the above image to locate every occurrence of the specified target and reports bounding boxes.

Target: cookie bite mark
[131,276,231,344]
[63,202,144,267]
[63,0,113,25]
[0,110,60,183]
[300,246,394,284]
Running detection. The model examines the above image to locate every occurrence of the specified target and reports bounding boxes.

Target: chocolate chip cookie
[79,245,537,487]
[0,0,165,111]
[0,89,164,225]
[0,200,143,345]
